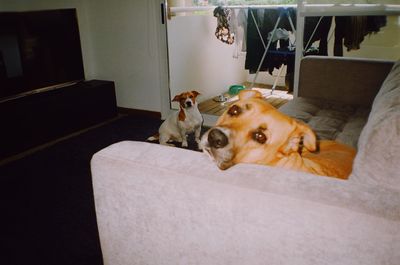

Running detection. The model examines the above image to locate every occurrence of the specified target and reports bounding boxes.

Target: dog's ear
[297,121,317,152]
[282,121,316,154]
[172,94,181,102]
[238,89,263,100]
[191,91,200,97]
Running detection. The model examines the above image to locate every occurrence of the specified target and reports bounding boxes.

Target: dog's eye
[252,130,267,144]
[228,105,242,116]
[189,95,194,98]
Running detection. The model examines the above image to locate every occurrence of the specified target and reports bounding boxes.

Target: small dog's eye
[252,130,267,144]
[228,105,242,116]
[189,95,194,98]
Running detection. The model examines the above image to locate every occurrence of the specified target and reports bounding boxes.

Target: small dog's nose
[186,101,192,107]
[208,128,228,149]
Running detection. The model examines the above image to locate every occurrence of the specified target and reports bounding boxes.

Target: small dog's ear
[172,94,181,102]
[191,91,200,97]
[282,121,316,154]
[238,89,263,100]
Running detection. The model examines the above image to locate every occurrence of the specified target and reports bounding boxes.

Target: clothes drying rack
[168,4,299,95]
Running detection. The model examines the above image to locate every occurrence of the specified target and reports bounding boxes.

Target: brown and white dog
[199,90,356,179]
[148,91,203,147]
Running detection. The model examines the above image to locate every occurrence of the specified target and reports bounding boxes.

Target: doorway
[164,1,295,125]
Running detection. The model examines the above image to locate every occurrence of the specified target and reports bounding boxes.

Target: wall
[85,0,163,112]
[168,15,247,103]
[0,0,164,112]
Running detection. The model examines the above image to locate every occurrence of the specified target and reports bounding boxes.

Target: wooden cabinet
[0,80,117,160]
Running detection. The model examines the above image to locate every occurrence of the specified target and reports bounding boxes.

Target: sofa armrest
[299,56,394,106]
[91,141,400,265]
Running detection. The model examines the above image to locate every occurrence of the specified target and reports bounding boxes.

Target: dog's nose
[208,128,228,149]
[186,101,192,107]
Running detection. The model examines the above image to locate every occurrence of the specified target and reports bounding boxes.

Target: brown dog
[199,90,356,179]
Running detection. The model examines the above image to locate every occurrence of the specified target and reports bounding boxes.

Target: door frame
[155,0,171,120]
[156,0,218,126]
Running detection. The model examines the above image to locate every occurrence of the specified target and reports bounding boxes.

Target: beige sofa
[91,57,400,265]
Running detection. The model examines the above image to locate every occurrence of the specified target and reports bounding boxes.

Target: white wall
[0,0,165,112]
[85,0,163,112]
[167,15,248,104]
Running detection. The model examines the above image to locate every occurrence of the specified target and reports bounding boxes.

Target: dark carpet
[1,114,202,265]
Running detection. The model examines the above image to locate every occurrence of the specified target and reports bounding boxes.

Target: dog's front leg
[195,126,201,146]
[179,130,188,147]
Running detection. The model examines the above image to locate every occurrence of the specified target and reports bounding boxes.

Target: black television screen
[0,9,85,100]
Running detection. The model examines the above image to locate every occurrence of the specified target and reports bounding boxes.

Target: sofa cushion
[352,60,400,190]
[279,97,369,148]
[298,56,394,106]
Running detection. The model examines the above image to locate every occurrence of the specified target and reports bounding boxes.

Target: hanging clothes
[244,8,331,75]
[245,8,296,75]
[230,8,248,58]
[304,16,332,56]
[244,7,332,92]
[334,16,387,56]
[238,9,248,52]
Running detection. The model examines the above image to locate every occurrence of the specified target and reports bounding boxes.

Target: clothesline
[169,5,296,14]
[169,4,400,16]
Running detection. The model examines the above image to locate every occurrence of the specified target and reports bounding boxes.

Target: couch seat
[279,97,370,148]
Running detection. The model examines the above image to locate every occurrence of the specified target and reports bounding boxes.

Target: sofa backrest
[299,56,394,106]
[352,60,400,190]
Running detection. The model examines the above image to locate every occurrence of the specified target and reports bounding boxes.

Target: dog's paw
[195,138,202,150]
[182,141,188,148]
[147,134,159,142]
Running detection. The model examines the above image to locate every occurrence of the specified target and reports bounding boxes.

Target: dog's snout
[185,100,192,107]
[208,128,228,149]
